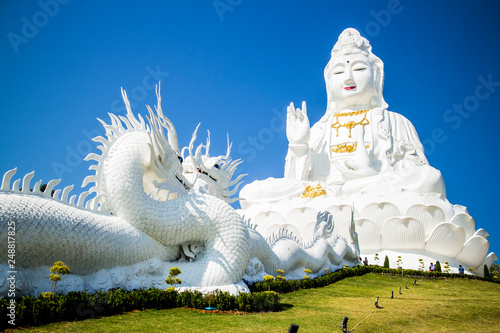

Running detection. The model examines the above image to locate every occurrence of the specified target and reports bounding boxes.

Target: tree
[384,255,390,268]
[484,264,491,279]
[263,275,275,283]
[263,275,275,291]
[275,269,286,281]
[418,259,425,271]
[435,261,442,272]
[443,261,451,274]
[165,267,182,288]
[50,261,70,293]
[489,261,499,277]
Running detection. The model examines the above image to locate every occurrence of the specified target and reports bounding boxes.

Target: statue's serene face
[328,52,377,109]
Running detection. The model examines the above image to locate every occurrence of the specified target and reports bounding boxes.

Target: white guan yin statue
[240,28,497,276]
[0,84,360,297]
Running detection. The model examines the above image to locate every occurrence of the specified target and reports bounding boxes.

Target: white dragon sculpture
[0,85,359,296]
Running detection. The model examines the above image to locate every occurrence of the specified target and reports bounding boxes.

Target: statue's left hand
[334,127,378,180]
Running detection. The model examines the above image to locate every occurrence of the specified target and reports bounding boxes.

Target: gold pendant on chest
[331,109,370,138]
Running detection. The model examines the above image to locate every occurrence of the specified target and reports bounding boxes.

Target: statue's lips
[344,86,356,90]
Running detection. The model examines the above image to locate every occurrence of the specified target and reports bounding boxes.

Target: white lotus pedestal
[240,181,496,277]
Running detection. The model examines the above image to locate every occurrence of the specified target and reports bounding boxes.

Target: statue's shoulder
[385,109,411,122]
[379,108,423,146]
[377,108,414,126]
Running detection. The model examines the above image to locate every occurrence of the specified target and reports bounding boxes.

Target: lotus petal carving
[327,204,357,237]
[475,252,499,276]
[455,236,489,268]
[381,217,425,249]
[362,202,400,228]
[253,211,285,235]
[453,204,469,215]
[474,228,489,240]
[355,218,380,251]
[423,193,455,218]
[424,222,465,257]
[449,213,475,240]
[406,204,445,237]
[285,207,318,229]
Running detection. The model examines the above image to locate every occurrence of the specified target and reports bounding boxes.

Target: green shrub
[250,291,280,312]
[40,292,54,299]
[236,292,253,312]
[165,267,182,288]
[248,265,373,294]
[213,290,237,311]
[435,261,442,272]
[484,264,491,279]
[178,290,204,309]
[384,255,390,268]
[49,261,70,293]
[490,261,499,277]
[3,265,497,331]
[1,287,242,330]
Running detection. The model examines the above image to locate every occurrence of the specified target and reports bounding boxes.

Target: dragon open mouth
[175,175,190,190]
[197,167,217,182]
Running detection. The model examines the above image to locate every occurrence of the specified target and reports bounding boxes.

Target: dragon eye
[214,164,220,169]
[178,156,183,163]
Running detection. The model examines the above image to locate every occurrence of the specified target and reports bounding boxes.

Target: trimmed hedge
[0,288,279,330]
[368,265,500,282]
[250,265,499,294]
[2,265,497,330]
[249,265,372,293]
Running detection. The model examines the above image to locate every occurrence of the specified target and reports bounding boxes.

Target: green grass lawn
[12,273,500,332]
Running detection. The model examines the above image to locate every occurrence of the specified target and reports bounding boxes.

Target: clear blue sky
[1,1,499,258]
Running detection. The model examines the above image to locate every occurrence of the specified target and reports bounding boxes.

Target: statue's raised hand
[286,101,310,145]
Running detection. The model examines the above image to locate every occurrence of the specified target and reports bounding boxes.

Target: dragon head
[181,130,246,204]
[117,83,245,204]
[136,84,192,201]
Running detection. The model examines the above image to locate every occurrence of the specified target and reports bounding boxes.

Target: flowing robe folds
[240,107,446,207]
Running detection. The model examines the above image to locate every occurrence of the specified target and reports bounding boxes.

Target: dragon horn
[154,83,181,153]
[205,130,211,156]
[225,133,232,160]
[184,123,201,187]
[120,87,142,129]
